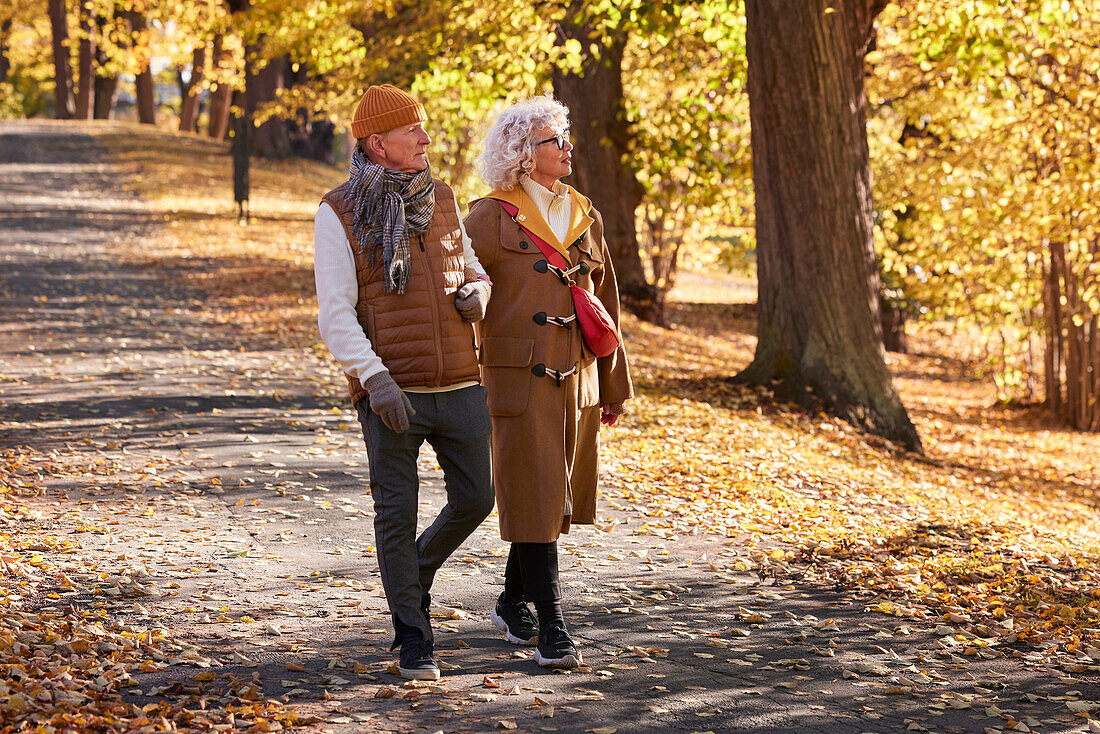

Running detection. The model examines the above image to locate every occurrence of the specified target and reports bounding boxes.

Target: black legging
[503,541,559,603]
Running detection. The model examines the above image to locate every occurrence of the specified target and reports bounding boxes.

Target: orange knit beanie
[350,84,427,138]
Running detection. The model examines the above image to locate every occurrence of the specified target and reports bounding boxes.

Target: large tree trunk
[206,35,232,139]
[128,10,155,124]
[552,10,657,323]
[179,45,206,132]
[740,0,922,452]
[48,0,75,119]
[74,4,94,119]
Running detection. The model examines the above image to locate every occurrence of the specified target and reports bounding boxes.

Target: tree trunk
[1063,251,1081,424]
[551,9,657,322]
[175,67,188,113]
[1044,240,1099,429]
[48,0,75,119]
[1091,314,1100,431]
[246,55,291,158]
[93,75,117,119]
[129,10,155,124]
[179,45,206,132]
[1,18,12,85]
[1044,241,1064,414]
[739,0,922,452]
[880,299,908,353]
[92,13,116,119]
[135,70,156,123]
[74,4,94,119]
[206,35,232,139]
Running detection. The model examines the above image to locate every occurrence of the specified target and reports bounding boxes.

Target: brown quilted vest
[321,178,480,406]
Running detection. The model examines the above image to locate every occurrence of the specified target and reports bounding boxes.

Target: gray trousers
[356,384,494,645]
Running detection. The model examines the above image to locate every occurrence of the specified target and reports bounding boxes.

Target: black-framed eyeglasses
[536,133,570,150]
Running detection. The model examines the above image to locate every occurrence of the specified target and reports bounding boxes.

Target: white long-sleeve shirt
[313,191,487,389]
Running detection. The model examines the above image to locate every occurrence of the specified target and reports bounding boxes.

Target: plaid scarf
[348,148,435,294]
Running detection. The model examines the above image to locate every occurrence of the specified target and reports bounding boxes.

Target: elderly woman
[464,96,633,669]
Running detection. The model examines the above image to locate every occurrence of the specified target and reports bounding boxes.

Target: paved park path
[2,120,1098,733]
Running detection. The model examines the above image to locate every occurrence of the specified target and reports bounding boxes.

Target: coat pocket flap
[480,336,534,367]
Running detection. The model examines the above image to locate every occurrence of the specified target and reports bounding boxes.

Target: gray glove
[364,371,415,433]
[454,280,491,322]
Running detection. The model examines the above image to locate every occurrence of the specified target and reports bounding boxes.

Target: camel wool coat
[464,185,633,543]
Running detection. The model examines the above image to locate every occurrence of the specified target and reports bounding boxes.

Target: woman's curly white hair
[477,96,570,191]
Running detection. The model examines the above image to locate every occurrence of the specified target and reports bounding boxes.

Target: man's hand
[454,280,491,322]
[365,372,415,433]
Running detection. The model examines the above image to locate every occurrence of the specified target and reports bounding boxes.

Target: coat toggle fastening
[533,311,576,329]
[533,258,590,284]
[531,361,579,386]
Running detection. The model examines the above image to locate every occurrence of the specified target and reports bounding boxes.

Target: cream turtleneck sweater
[519,174,572,245]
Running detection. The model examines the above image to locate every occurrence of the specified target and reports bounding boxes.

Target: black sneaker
[395,619,440,681]
[490,593,539,646]
[534,621,580,669]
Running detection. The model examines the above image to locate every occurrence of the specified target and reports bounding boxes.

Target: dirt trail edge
[2,120,1097,734]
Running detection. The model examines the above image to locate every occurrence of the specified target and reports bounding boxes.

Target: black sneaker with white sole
[490,593,539,646]
[534,621,580,669]
[394,618,440,681]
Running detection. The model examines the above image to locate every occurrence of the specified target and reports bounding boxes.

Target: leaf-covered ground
[617,303,1100,658]
[2,120,1099,733]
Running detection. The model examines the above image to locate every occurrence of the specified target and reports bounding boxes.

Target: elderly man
[313,84,494,680]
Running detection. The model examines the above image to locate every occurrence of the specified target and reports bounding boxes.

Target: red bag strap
[494,200,570,271]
